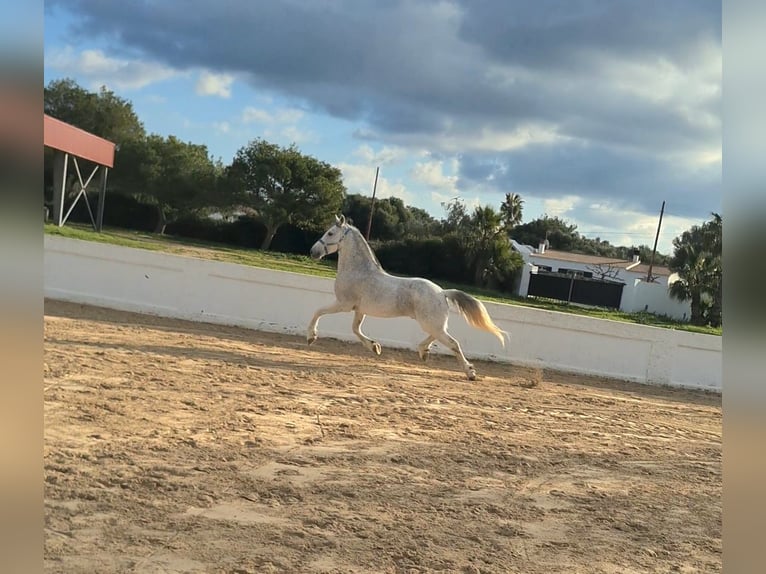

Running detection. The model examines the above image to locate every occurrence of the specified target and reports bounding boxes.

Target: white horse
[307,215,507,380]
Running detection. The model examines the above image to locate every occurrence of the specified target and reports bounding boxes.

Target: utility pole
[646,200,665,282]
[365,166,380,240]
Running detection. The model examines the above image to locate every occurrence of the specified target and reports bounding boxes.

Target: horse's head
[310,214,349,259]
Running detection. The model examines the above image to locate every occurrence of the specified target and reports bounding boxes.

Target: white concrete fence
[44,235,722,391]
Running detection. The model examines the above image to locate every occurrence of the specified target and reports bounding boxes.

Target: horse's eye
[328,231,334,237]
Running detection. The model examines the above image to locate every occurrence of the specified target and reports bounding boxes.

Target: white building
[511,240,691,321]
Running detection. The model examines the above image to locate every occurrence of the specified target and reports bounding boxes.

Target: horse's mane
[346,224,383,270]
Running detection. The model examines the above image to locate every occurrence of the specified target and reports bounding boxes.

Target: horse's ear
[336,214,346,227]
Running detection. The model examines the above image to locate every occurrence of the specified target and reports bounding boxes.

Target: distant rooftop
[524,247,672,277]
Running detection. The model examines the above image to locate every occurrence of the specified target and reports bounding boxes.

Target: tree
[341,194,371,229]
[632,245,670,267]
[441,199,523,288]
[500,192,524,231]
[343,194,403,240]
[150,136,221,233]
[440,197,471,234]
[467,205,504,285]
[342,194,439,240]
[508,214,672,263]
[105,134,222,233]
[228,139,346,250]
[510,215,579,251]
[586,262,622,281]
[44,78,145,143]
[669,214,722,326]
[44,78,149,207]
[468,205,524,289]
[704,213,722,326]
[404,206,440,237]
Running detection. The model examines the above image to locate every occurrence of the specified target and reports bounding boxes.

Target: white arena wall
[44,236,722,392]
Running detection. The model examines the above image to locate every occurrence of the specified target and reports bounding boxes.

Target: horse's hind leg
[353,311,381,355]
[417,336,435,361]
[434,329,476,381]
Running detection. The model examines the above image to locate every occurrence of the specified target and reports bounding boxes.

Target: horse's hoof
[466,368,477,381]
[307,335,317,346]
[418,349,430,362]
[372,342,382,355]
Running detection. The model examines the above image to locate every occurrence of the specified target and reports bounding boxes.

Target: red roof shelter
[44,114,116,231]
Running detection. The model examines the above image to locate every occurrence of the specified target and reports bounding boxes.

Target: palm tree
[441,199,524,288]
[500,192,524,231]
[469,205,504,285]
[669,240,708,324]
[669,214,722,326]
[703,213,722,327]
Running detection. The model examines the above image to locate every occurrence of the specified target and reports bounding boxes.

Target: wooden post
[646,200,665,282]
[365,166,380,241]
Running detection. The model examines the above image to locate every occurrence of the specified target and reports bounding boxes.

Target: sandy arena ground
[44,300,721,573]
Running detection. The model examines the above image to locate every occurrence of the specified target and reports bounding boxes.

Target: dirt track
[44,300,721,573]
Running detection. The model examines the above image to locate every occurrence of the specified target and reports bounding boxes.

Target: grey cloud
[457,142,721,218]
[456,0,720,70]
[47,1,719,140]
[47,0,720,218]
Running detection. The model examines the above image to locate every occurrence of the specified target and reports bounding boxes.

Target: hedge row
[372,235,473,285]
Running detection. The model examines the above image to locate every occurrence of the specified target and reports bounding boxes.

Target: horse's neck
[338,228,381,274]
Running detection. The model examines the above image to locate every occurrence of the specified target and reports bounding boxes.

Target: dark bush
[373,234,473,285]
[270,223,320,255]
[166,215,266,248]
[166,216,319,254]
[64,192,157,231]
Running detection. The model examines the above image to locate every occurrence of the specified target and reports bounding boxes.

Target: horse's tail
[444,289,508,347]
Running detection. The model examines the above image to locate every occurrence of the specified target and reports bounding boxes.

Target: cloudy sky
[43,0,720,254]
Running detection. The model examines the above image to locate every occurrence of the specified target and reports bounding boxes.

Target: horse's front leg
[352,311,381,355]
[307,300,352,345]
